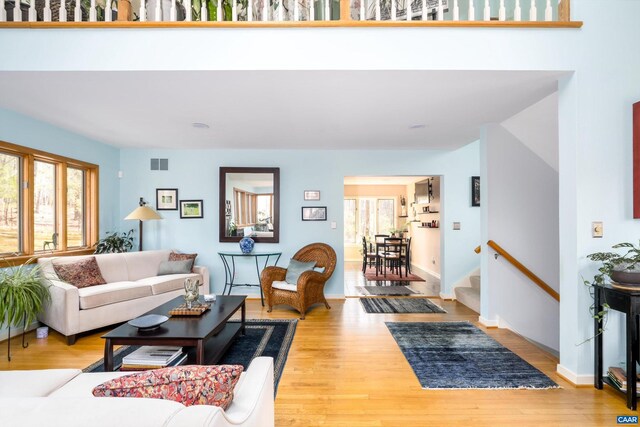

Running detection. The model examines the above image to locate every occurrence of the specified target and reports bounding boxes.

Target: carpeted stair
[454,273,480,313]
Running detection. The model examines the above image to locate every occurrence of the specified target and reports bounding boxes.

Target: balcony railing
[0,0,580,27]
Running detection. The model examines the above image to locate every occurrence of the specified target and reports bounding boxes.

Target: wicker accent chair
[261,242,336,320]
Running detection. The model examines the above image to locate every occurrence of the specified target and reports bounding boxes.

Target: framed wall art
[471,176,480,207]
[180,200,204,219]
[156,188,178,210]
[302,206,327,221]
[304,190,321,201]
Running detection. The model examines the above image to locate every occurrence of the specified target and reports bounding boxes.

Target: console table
[594,283,640,410]
[218,251,282,306]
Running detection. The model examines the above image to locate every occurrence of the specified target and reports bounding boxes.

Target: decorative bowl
[128,314,169,331]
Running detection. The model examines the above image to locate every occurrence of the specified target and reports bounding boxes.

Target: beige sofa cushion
[136,273,203,296]
[78,281,153,310]
[0,369,81,397]
[39,253,129,284]
[124,250,171,281]
[49,372,138,398]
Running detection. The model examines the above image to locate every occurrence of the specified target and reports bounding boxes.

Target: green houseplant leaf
[94,229,135,254]
[0,260,51,329]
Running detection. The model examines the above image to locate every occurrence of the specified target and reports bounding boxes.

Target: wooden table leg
[196,340,204,365]
[594,287,603,389]
[104,338,114,372]
[627,308,638,410]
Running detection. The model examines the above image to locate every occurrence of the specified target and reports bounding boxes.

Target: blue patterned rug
[360,298,446,314]
[386,321,559,389]
[84,319,297,395]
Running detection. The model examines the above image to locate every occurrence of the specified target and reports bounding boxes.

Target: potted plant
[583,241,640,339]
[0,261,51,360]
[94,229,135,254]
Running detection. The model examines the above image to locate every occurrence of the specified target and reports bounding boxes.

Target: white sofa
[38,250,210,344]
[0,357,274,427]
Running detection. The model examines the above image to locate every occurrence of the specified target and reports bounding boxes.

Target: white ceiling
[0,70,566,150]
[344,176,429,186]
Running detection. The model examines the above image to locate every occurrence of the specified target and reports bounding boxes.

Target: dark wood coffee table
[102,295,246,371]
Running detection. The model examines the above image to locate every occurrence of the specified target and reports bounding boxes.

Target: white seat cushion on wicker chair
[271,281,297,292]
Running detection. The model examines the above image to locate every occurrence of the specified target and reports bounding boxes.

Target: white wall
[481,120,559,351]
[408,177,442,279]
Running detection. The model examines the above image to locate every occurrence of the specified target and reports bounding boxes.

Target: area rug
[385,321,559,389]
[364,267,425,282]
[360,298,446,314]
[356,285,417,296]
[84,319,297,395]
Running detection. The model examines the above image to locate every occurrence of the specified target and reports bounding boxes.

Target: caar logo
[618,416,638,424]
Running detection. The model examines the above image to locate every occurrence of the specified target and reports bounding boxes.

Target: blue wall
[119,145,481,297]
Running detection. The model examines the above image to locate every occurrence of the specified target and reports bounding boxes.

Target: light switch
[453,222,461,230]
[592,221,603,238]
[331,221,337,229]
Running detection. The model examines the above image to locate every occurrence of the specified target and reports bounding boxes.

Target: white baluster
[232,0,237,21]
[201,0,207,20]
[28,0,36,21]
[482,0,489,21]
[514,0,521,21]
[13,0,21,22]
[74,0,81,21]
[529,0,537,21]
[155,0,162,20]
[248,0,253,21]
[467,0,474,21]
[169,0,176,20]
[323,0,329,20]
[452,0,459,20]
[498,0,504,20]
[359,0,363,20]
[0,0,5,21]
[405,0,409,21]
[216,0,221,20]
[263,0,268,20]
[437,0,442,20]
[44,0,52,20]
[545,0,552,21]
[59,0,66,21]
[89,0,96,21]
[185,0,192,20]
[374,0,379,20]
[105,0,111,21]
[139,0,146,21]
[390,0,395,20]
[279,0,283,20]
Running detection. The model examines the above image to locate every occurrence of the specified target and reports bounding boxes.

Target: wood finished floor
[0,272,632,426]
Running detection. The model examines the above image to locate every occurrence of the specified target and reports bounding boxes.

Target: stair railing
[476,240,559,302]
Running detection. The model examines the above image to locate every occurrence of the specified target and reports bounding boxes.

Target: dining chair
[379,237,403,277]
[374,234,389,275]
[400,237,412,276]
[362,236,377,273]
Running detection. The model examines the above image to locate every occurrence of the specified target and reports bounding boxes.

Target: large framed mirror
[219,167,280,243]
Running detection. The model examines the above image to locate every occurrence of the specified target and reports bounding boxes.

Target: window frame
[0,140,99,265]
[343,196,397,246]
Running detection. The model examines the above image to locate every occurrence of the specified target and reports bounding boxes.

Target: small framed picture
[471,176,480,207]
[156,188,178,210]
[304,190,321,201]
[302,206,327,221]
[180,200,204,219]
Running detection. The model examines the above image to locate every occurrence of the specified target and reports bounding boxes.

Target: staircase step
[469,275,481,290]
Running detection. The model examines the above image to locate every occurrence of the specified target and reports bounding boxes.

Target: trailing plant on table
[582,242,640,341]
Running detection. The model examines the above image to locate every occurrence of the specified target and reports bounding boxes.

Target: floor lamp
[125,197,162,252]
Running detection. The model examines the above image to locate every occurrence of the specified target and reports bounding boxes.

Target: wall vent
[150,158,169,171]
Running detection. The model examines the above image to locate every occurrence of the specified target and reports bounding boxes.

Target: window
[0,141,98,261]
[343,197,396,244]
[233,188,273,228]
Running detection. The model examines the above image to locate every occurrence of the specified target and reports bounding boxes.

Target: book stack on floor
[120,346,186,371]
[607,366,640,394]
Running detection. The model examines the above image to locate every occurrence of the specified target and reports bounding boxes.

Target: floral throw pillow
[169,251,197,273]
[52,257,106,288]
[92,365,243,409]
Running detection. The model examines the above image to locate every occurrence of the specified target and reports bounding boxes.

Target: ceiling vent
[150,158,169,171]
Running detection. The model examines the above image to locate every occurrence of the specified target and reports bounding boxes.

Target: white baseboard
[556,364,594,385]
[478,316,499,328]
[325,294,346,299]
[0,321,40,343]
[439,292,455,300]
[412,263,441,280]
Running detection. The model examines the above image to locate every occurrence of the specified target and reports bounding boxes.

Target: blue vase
[239,236,255,254]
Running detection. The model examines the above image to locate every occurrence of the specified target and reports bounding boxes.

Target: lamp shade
[125,206,163,221]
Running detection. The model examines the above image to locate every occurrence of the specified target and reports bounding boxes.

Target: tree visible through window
[0,152,20,254]
[343,197,396,244]
[34,161,56,252]
[67,168,85,247]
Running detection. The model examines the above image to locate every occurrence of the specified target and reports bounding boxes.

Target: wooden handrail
[487,240,559,302]
[474,245,481,254]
